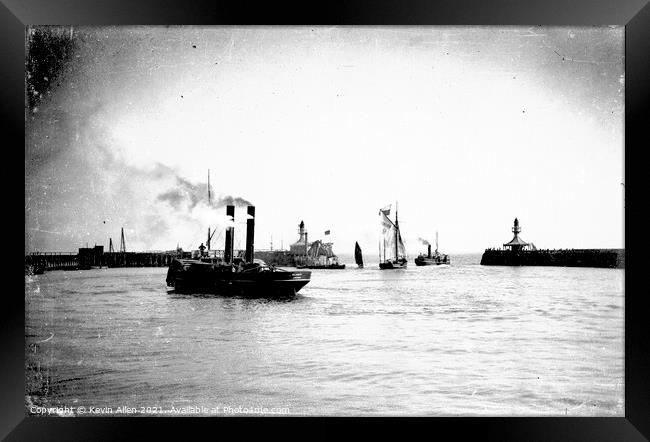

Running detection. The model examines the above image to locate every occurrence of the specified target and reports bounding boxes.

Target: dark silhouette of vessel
[166,205,311,296]
[354,241,363,268]
[414,233,450,266]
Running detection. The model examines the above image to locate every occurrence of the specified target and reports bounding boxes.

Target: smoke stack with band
[245,206,255,264]
[224,205,235,263]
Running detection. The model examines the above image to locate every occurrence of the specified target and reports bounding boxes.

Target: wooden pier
[25,252,79,271]
[25,250,193,272]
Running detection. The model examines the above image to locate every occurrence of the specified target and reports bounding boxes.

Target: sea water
[24,254,623,416]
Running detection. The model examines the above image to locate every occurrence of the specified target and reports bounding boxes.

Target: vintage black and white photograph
[25,26,624,416]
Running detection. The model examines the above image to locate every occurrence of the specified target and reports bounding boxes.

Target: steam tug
[166,205,311,296]
[414,232,450,266]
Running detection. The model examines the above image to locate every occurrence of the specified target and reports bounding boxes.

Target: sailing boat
[354,241,364,268]
[378,203,408,269]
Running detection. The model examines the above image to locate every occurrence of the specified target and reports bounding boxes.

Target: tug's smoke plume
[157,176,252,210]
[24,27,252,252]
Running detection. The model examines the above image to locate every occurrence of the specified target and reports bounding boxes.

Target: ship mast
[207,169,211,251]
[394,202,399,260]
[436,231,438,254]
[120,227,126,253]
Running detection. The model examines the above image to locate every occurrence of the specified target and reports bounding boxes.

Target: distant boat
[354,241,364,268]
[414,231,450,266]
[378,203,408,269]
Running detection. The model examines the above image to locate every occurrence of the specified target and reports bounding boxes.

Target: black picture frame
[7,1,649,440]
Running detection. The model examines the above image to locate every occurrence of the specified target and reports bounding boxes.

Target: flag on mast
[379,204,391,216]
[324,230,330,235]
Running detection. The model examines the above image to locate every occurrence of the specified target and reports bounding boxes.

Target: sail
[385,224,408,259]
[397,230,406,258]
[355,242,363,267]
[380,210,407,260]
[378,203,407,267]
[380,211,401,260]
[384,224,395,257]
[380,212,394,233]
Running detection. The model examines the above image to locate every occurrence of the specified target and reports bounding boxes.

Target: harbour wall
[480,249,624,269]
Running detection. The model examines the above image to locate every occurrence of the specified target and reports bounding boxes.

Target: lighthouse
[290,220,310,255]
[512,218,521,236]
[503,217,529,252]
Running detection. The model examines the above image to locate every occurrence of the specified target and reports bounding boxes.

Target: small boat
[354,241,364,268]
[378,203,408,269]
[414,232,450,266]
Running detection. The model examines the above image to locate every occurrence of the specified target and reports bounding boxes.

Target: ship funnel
[428,244,432,258]
[224,205,235,263]
[245,206,255,263]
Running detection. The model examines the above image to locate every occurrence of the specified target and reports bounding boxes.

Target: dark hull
[166,260,311,297]
[379,261,407,270]
[297,264,346,270]
[414,257,450,266]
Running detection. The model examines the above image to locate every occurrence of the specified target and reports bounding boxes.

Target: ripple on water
[24,262,624,416]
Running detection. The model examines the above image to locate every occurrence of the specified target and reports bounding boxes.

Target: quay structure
[25,227,196,272]
[26,247,192,271]
[254,220,341,267]
[480,218,624,269]
[253,220,311,266]
[25,222,289,272]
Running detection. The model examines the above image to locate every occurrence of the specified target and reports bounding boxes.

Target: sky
[25,26,624,255]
